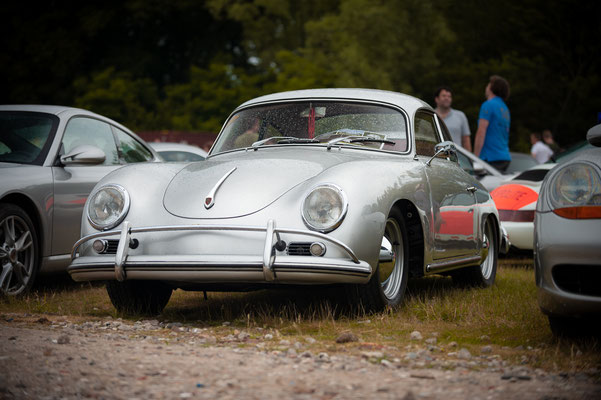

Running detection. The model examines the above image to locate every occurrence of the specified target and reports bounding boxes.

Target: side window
[437,116,453,142]
[414,111,440,156]
[62,117,119,165]
[113,127,153,163]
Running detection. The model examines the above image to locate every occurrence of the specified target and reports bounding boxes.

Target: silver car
[0,105,160,295]
[535,123,601,336]
[69,89,503,314]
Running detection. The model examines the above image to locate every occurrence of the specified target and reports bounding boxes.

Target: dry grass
[1,258,600,373]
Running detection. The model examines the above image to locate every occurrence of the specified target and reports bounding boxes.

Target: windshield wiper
[251,136,296,149]
[276,138,320,144]
[326,135,395,150]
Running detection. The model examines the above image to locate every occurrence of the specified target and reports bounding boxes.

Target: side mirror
[426,141,457,166]
[60,145,106,165]
[586,124,601,147]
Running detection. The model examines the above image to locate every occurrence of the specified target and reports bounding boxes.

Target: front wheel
[348,208,409,312]
[0,204,39,295]
[452,217,498,287]
[106,280,173,315]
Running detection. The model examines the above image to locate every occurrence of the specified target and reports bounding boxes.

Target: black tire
[106,280,172,315]
[347,207,409,312]
[452,217,498,287]
[0,203,39,295]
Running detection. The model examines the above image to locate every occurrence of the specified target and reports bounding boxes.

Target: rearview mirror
[60,145,106,165]
[472,161,488,176]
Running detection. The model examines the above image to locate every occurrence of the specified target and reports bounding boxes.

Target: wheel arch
[390,199,424,278]
[1,193,45,258]
[482,212,500,250]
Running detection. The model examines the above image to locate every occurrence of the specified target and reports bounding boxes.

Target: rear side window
[113,127,153,163]
[0,111,59,165]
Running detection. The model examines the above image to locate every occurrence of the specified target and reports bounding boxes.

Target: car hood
[163,147,366,218]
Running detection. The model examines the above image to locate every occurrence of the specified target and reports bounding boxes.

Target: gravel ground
[1,314,600,399]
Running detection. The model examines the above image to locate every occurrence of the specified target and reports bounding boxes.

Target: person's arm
[473,118,489,157]
[462,135,472,152]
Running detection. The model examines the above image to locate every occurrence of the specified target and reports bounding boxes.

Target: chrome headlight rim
[548,162,601,209]
[87,184,131,231]
[301,183,348,233]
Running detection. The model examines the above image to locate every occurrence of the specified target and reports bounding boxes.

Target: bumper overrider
[68,219,372,285]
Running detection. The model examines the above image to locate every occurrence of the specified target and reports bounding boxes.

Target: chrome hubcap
[480,222,494,280]
[379,218,404,300]
[0,215,34,295]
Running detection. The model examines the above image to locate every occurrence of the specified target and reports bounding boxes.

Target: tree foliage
[3,0,600,149]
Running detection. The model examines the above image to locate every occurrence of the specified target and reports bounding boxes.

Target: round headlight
[550,163,601,208]
[87,184,130,230]
[301,184,348,232]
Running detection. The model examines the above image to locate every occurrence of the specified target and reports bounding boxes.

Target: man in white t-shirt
[434,86,471,151]
[530,132,554,163]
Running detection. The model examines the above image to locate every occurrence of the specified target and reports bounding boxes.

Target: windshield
[0,111,59,165]
[212,101,408,154]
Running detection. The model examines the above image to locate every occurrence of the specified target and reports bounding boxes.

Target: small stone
[264,334,273,340]
[8,336,17,341]
[305,337,317,344]
[336,332,358,344]
[381,359,394,368]
[238,332,250,341]
[279,339,291,346]
[457,348,472,360]
[287,348,298,358]
[479,335,491,342]
[222,321,231,326]
[294,341,303,349]
[37,317,50,324]
[481,345,493,354]
[405,352,418,360]
[410,331,422,340]
[448,341,457,348]
[300,351,313,358]
[317,352,330,363]
[425,338,437,345]
[362,351,384,360]
[57,335,70,344]
[179,392,193,398]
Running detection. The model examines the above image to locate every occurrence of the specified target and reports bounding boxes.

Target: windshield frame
[0,111,60,166]
[210,99,411,157]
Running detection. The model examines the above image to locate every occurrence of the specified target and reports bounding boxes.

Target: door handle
[466,186,476,193]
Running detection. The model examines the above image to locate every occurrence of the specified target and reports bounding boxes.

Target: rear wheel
[349,208,409,312]
[0,204,39,295]
[452,217,497,287]
[106,280,172,315]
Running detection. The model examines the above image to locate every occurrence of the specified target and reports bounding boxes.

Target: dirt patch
[1,314,600,399]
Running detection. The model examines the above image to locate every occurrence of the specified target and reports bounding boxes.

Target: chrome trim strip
[204,167,236,209]
[426,255,482,273]
[263,219,276,281]
[71,221,361,264]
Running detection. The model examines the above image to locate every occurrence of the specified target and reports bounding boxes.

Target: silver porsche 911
[535,124,601,336]
[0,105,160,295]
[69,89,504,314]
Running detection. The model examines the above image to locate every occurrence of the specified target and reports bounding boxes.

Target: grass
[1,258,600,373]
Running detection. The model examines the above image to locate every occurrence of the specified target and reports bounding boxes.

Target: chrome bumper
[69,219,372,285]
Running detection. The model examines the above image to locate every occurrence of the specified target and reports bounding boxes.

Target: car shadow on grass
[30,273,104,294]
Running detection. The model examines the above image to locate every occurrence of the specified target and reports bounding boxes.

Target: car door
[51,117,124,256]
[414,110,478,259]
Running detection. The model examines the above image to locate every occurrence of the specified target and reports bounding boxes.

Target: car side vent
[105,239,120,254]
[552,264,601,297]
[287,242,312,256]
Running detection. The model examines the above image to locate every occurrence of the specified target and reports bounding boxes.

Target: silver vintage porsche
[69,89,503,314]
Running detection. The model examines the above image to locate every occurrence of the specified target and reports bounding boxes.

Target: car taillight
[552,206,601,219]
[498,209,535,222]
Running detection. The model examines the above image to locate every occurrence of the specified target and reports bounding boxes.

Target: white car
[149,142,208,162]
[454,146,515,191]
[491,164,555,250]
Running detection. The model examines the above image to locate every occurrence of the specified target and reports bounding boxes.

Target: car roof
[237,88,431,111]
[0,104,98,116]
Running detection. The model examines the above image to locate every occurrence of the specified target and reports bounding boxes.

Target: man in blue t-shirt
[473,75,511,172]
